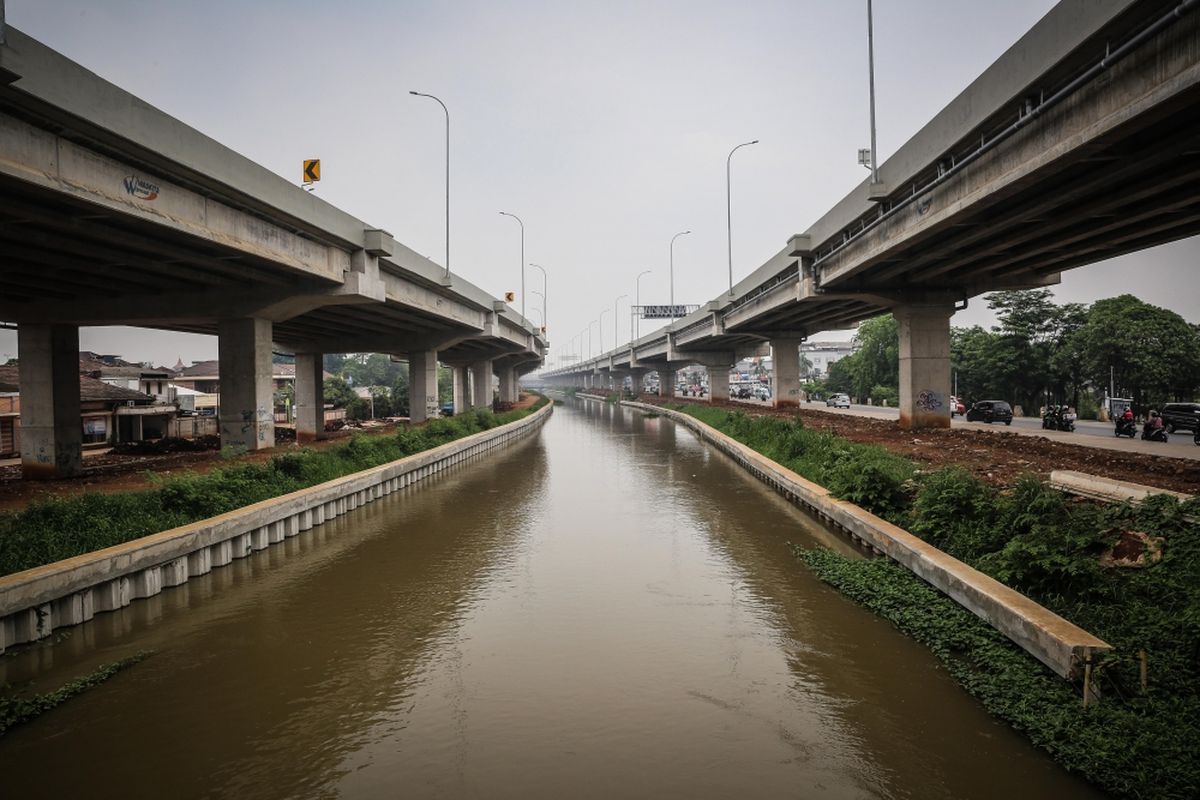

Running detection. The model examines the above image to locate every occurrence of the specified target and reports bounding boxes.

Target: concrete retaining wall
[0,402,552,653]
[626,401,1110,681]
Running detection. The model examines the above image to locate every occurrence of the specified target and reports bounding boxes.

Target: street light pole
[867,0,879,184]
[531,289,545,331]
[529,262,548,334]
[615,294,628,348]
[635,269,651,341]
[599,308,611,353]
[726,140,759,294]
[409,91,451,284]
[670,230,691,322]
[498,211,526,320]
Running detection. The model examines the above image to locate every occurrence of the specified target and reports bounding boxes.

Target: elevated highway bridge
[544,0,1200,426]
[0,24,544,478]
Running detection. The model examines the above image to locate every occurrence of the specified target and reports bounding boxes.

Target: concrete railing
[624,401,1110,681]
[0,402,552,653]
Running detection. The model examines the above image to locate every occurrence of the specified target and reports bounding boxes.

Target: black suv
[1162,402,1200,433]
[966,400,1014,425]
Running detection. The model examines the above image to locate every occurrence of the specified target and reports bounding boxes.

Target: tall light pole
[599,308,611,353]
[614,294,628,348]
[498,211,525,320]
[866,0,879,184]
[588,320,598,359]
[531,289,545,331]
[670,230,691,322]
[529,262,548,334]
[635,269,651,341]
[409,91,451,284]
[726,139,759,294]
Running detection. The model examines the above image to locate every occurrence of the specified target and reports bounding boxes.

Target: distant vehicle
[440,401,455,417]
[1162,403,1200,433]
[753,385,771,401]
[826,393,851,409]
[966,400,1013,425]
[950,396,966,416]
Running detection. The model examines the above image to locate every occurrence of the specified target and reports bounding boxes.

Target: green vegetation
[673,404,1200,798]
[0,399,547,577]
[1,651,150,736]
[821,290,1200,413]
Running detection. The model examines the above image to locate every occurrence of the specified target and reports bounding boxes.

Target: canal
[0,397,1100,799]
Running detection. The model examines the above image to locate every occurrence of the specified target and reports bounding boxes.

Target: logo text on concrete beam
[122,175,159,201]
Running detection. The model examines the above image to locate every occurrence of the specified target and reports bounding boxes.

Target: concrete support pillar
[771,339,803,409]
[409,350,440,423]
[18,323,82,479]
[470,360,493,409]
[453,365,469,412]
[497,365,517,403]
[707,366,730,401]
[630,369,647,395]
[295,352,325,444]
[217,318,274,450]
[896,304,953,429]
[658,368,675,399]
[611,372,626,394]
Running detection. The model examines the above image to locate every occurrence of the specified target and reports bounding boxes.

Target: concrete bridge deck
[544,0,1200,428]
[0,25,545,477]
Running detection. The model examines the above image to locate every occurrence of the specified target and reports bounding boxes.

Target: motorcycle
[1140,424,1169,443]
[1042,408,1075,432]
[1114,417,1136,438]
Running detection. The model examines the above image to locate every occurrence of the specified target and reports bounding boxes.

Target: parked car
[826,393,851,409]
[1162,402,1200,433]
[965,400,1013,425]
[950,396,966,416]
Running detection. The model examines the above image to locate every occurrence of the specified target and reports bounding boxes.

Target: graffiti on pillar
[916,390,945,412]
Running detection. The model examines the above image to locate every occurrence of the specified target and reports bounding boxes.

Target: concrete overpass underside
[0,26,545,479]
[547,0,1200,426]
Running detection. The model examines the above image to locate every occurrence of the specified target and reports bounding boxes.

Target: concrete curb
[625,401,1110,681]
[0,402,552,653]
[1049,469,1193,504]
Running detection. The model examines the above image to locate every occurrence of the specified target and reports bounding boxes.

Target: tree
[391,368,410,415]
[827,314,898,400]
[323,376,356,409]
[1067,294,1200,410]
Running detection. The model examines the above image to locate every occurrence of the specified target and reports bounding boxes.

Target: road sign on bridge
[302,159,320,183]
[635,304,699,319]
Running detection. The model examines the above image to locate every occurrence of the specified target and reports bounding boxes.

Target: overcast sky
[2,0,1197,367]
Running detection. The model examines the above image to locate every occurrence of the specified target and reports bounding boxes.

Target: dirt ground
[0,394,540,513]
[632,394,1200,496]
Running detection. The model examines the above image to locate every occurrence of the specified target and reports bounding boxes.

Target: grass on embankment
[0,400,547,578]
[668,402,1200,800]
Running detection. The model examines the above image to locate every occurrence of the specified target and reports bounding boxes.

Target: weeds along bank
[668,403,1198,800]
[0,399,549,578]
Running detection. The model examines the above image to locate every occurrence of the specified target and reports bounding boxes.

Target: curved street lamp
[498,211,526,320]
[599,308,611,353]
[634,269,652,341]
[614,294,628,348]
[670,230,691,322]
[409,91,451,284]
[529,262,548,335]
[726,139,759,293]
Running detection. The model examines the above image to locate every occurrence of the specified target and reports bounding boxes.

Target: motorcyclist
[1121,406,1134,423]
[1143,410,1165,439]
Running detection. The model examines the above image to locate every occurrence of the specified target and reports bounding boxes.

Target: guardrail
[0,402,552,653]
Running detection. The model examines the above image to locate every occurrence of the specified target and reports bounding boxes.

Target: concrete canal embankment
[0,402,552,653]
[618,399,1111,682]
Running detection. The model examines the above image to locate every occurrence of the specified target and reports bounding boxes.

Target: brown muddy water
[0,397,1102,799]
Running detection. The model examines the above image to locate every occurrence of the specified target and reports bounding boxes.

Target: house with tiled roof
[0,365,176,456]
